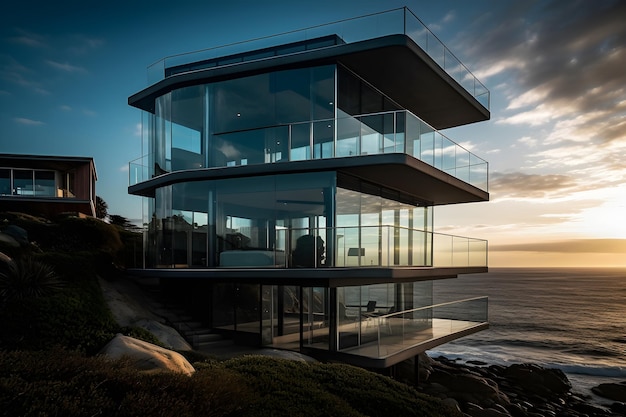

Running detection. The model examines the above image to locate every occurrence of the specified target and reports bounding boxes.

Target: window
[34,171,56,196]
[0,169,10,195]
[13,170,33,195]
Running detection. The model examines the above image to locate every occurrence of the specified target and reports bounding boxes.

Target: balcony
[154,225,487,270]
[146,8,489,110]
[129,109,488,193]
[327,296,488,364]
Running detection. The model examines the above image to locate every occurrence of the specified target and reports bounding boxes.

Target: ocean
[429,267,626,406]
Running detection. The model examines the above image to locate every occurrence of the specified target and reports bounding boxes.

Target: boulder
[501,364,571,396]
[2,225,29,245]
[99,333,195,376]
[135,319,192,351]
[591,381,626,402]
[428,371,510,407]
[0,233,19,248]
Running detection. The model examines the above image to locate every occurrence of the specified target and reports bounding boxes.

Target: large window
[152,65,335,173]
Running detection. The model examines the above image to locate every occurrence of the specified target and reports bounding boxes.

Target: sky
[1,0,625,267]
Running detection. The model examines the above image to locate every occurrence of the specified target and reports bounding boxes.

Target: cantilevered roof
[0,154,98,180]
[128,153,488,206]
[129,34,489,130]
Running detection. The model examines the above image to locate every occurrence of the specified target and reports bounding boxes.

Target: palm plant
[0,257,62,305]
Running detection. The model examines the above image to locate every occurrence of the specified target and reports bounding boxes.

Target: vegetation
[0,211,460,417]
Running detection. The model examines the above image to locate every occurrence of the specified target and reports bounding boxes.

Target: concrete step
[195,339,233,350]
[193,333,222,344]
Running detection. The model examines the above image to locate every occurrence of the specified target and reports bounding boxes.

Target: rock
[468,360,489,366]
[0,233,19,248]
[2,225,28,245]
[428,370,510,408]
[442,397,462,412]
[610,402,626,414]
[591,381,626,402]
[99,333,195,375]
[135,319,192,351]
[502,364,571,396]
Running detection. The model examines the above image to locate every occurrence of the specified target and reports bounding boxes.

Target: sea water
[429,268,626,405]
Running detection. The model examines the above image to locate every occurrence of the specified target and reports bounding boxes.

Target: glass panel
[34,170,55,196]
[213,72,273,134]
[313,120,334,159]
[290,122,311,161]
[13,170,33,195]
[0,169,10,195]
[236,284,260,335]
[212,283,235,329]
[171,86,205,171]
[336,111,360,157]
[302,287,329,350]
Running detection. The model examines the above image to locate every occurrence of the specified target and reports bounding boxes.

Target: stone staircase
[129,276,232,351]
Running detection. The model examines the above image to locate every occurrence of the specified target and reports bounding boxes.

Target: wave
[555,363,626,378]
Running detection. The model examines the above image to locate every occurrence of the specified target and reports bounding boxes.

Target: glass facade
[150,65,334,173]
[145,171,432,269]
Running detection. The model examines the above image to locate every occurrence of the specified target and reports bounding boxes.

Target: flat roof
[0,154,97,179]
[129,34,489,130]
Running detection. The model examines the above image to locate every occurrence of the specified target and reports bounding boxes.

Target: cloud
[0,55,50,94]
[8,29,47,48]
[490,172,578,198]
[45,60,86,73]
[465,1,626,145]
[490,239,626,253]
[14,117,44,126]
[60,105,72,111]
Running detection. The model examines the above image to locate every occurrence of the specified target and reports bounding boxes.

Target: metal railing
[146,7,489,109]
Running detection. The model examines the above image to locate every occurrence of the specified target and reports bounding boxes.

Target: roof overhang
[128,153,488,205]
[129,34,489,130]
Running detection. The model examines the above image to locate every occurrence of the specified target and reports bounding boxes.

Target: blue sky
[1,0,625,266]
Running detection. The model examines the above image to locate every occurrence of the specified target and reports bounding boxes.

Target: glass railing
[146,7,489,109]
[215,225,487,269]
[129,109,489,191]
[336,296,488,358]
[129,154,150,186]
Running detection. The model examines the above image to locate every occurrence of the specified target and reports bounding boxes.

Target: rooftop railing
[129,109,489,192]
[146,7,489,109]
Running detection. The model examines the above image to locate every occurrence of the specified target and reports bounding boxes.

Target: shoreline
[417,354,626,417]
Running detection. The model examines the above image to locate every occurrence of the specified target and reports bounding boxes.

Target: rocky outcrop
[592,381,626,402]
[418,355,623,417]
[99,333,195,376]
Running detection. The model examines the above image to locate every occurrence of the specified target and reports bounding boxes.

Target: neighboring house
[127,7,490,371]
[0,154,97,218]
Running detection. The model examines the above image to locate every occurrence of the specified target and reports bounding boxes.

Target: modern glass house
[128,7,490,370]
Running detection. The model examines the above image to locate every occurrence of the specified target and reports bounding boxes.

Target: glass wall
[145,172,335,268]
[335,281,433,351]
[335,176,432,267]
[150,65,335,174]
[145,172,433,268]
